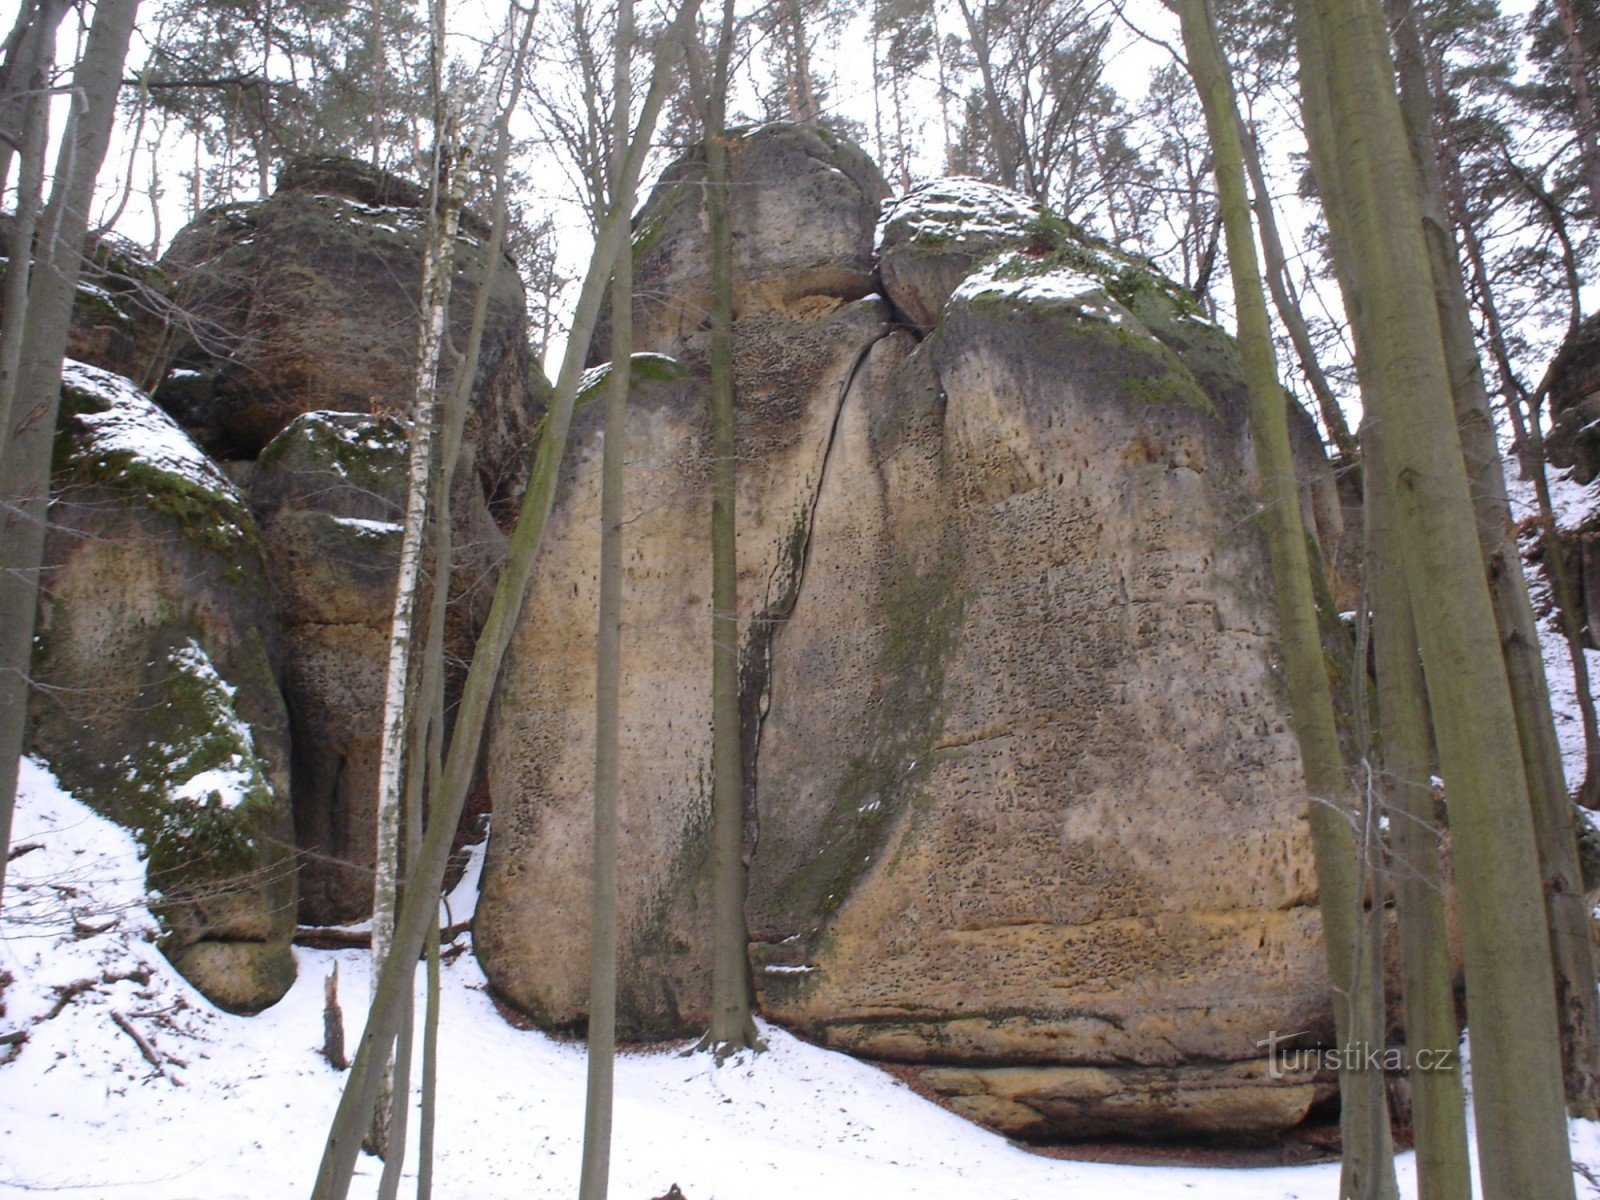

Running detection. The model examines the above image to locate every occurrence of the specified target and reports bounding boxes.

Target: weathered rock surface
[595,123,890,360]
[920,1059,1319,1143]
[478,135,1337,1142]
[248,409,506,923]
[28,363,295,1011]
[157,154,543,513]
[144,156,539,924]
[478,297,895,1035]
[249,412,407,924]
[0,218,173,387]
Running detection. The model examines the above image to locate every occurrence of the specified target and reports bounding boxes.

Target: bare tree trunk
[0,0,69,198]
[1237,121,1358,462]
[1388,0,1600,1114]
[953,0,1019,189]
[0,23,54,468]
[1554,0,1600,221]
[1293,0,1576,1193]
[1366,430,1473,1200]
[309,8,704,1195]
[782,0,818,123]
[1177,5,1397,1194]
[577,1,633,1195]
[0,0,140,908]
[369,48,459,1165]
[694,0,761,1059]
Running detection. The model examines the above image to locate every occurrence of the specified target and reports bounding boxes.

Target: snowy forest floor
[5,466,1600,1199]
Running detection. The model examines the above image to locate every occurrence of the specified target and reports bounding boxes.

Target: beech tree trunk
[1176,4,1396,1194]
[1387,0,1600,1115]
[1365,429,1472,1200]
[577,0,634,1195]
[1293,0,1576,1194]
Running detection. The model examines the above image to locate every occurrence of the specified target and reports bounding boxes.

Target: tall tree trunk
[368,98,460,1176]
[1388,0,1600,1114]
[1366,430,1473,1200]
[782,0,818,123]
[953,0,1019,189]
[1293,1,1576,1194]
[309,7,705,1194]
[1176,5,1397,1195]
[0,0,70,199]
[1236,120,1359,463]
[577,1,634,1196]
[701,0,760,1058]
[1554,0,1600,221]
[0,0,140,908]
[0,21,54,469]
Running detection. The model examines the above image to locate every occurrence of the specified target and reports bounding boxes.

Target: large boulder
[595,123,890,360]
[747,262,1328,1142]
[157,154,543,513]
[249,409,506,924]
[153,155,542,924]
[877,181,1347,599]
[28,362,296,1011]
[478,297,896,1036]
[476,131,1339,1143]
[249,412,408,924]
[0,218,172,386]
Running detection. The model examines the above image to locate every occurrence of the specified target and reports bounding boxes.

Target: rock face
[249,412,408,924]
[596,123,889,360]
[478,148,1338,1143]
[29,363,296,1012]
[157,154,542,511]
[1549,312,1600,486]
[0,218,173,387]
[146,157,538,924]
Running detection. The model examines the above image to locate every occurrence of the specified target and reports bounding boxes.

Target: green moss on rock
[56,362,259,561]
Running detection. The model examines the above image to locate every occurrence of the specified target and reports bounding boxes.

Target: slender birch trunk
[577,2,634,1196]
[1176,5,1397,1194]
[310,8,704,1195]
[368,91,460,1168]
[0,0,140,907]
[1293,1,1575,1194]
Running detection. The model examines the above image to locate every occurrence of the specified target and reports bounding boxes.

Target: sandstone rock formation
[156,154,542,512]
[29,363,296,1011]
[147,157,539,923]
[595,123,889,360]
[477,131,1338,1143]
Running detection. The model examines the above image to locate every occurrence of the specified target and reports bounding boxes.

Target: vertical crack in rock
[740,329,895,858]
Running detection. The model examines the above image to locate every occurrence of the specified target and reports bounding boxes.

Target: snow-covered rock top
[875,177,1044,256]
[63,360,241,501]
[950,252,1133,326]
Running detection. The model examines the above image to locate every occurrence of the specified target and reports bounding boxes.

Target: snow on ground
[4,762,1600,1199]
[0,761,1388,1200]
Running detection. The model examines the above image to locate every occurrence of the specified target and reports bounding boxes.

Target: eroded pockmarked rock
[477,138,1339,1143]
